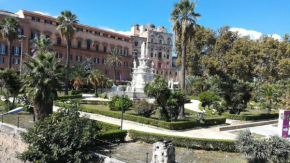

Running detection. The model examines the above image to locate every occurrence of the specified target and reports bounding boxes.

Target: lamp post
[120,89,124,129]
[19,35,26,75]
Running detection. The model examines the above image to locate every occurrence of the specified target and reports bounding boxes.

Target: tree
[0,69,21,110]
[144,76,171,121]
[88,69,102,95]
[56,11,78,95]
[31,35,53,53]
[70,64,87,90]
[106,48,122,84]
[23,52,64,121]
[18,105,99,163]
[0,17,20,69]
[171,0,201,119]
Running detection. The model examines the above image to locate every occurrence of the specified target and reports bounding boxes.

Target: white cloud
[33,11,51,16]
[230,27,281,41]
[98,25,131,36]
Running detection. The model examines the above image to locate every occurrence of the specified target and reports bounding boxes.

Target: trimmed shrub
[109,96,119,111]
[97,130,127,143]
[134,99,156,117]
[69,90,81,95]
[129,130,236,152]
[198,91,220,107]
[109,96,133,111]
[80,106,200,130]
[57,94,82,100]
[203,116,226,125]
[224,113,278,121]
[95,120,120,131]
[81,100,109,106]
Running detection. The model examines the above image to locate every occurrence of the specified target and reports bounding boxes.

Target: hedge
[224,113,278,121]
[80,106,200,130]
[129,130,235,152]
[81,100,109,106]
[203,116,226,126]
[97,130,127,143]
[57,94,82,100]
[95,120,120,131]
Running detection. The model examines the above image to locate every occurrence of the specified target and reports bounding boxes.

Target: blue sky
[1,0,289,39]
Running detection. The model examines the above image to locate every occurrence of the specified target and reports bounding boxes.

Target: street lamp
[19,35,26,75]
[120,89,125,129]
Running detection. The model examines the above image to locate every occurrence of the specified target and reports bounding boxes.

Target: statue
[141,42,146,58]
[151,61,154,68]
[168,78,174,89]
[133,59,137,69]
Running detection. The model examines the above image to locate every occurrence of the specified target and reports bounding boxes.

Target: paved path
[82,94,110,101]
[185,100,203,113]
[53,106,237,140]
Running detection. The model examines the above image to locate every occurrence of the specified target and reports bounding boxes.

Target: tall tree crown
[56,11,78,41]
[0,16,20,43]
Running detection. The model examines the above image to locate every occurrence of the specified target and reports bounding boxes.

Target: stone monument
[151,140,176,163]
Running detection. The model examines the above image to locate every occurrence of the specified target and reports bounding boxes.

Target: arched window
[150,36,155,43]
[167,38,171,45]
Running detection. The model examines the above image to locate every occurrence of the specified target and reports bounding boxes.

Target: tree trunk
[65,40,71,95]
[94,84,97,95]
[178,39,187,119]
[114,66,117,85]
[33,99,53,121]
[8,41,12,69]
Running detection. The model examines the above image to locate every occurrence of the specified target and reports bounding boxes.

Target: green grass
[0,106,34,129]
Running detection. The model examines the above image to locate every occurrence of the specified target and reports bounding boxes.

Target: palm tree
[56,11,78,95]
[171,0,200,118]
[101,76,112,93]
[31,35,53,53]
[70,64,87,90]
[88,69,102,95]
[106,48,122,84]
[23,52,64,121]
[0,17,20,69]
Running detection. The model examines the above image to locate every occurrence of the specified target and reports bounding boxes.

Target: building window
[124,38,129,42]
[31,17,40,22]
[76,55,82,61]
[102,59,106,64]
[86,30,92,34]
[86,40,91,50]
[156,70,158,74]
[158,63,161,68]
[151,38,154,43]
[124,62,128,67]
[118,37,122,40]
[103,46,107,52]
[70,54,73,61]
[13,46,21,56]
[118,48,122,54]
[31,32,38,39]
[95,44,99,51]
[0,45,7,54]
[151,53,153,57]
[0,57,4,63]
[56,22,59,26]
[95,31,100,35]
[46,35,50,39]
[105,70,108,75]
[158,52,162,59]
[159,39,162,44]
[77,41,82,48]
[111,35,115,39]
[124,49,128,56]
[94,58,99,64]
[167,54,169,59]
[103,33,108,37]
[77,27,83,32]
[17,28,23,35]
[13,58,19,64]
[167,38,171,45]
[44,20,52,24]
[57,37,61,45]
[175,72,178,75]
[56,53,62,59]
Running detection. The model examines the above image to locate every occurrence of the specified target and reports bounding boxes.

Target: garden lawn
[0,106,34,129]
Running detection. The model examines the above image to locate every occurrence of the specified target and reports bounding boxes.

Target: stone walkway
[184,100,203,113]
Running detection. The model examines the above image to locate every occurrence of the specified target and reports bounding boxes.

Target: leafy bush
[224,112,278,121]
[109,96,133,111]
[97,130,127,143]
[198,91,220,107]
[129,130,235,152]
[95,120,120,131]
[236,130,290,163]
[134,99,156,117]
[97,92,107,99]
[81,100,109,105]
[57,94,82,100]
[18,106,99,163]
[80,106,200,130]
[203,116,226,125]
